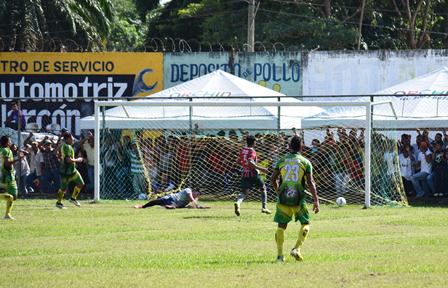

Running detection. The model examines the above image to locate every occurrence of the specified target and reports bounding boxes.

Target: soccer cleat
[3,214,15,220]
[70,198,81,207]
[234,203,240,216]
[56,202,67,209]
[134,204,143,209]
[290,248,304,262]
[276,256,285,263]
[261,208,272,214]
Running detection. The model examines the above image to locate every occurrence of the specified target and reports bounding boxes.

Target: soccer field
[1,201,447,288]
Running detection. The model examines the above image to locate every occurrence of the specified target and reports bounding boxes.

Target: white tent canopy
[81,70,323,130]
[302,67,448,129]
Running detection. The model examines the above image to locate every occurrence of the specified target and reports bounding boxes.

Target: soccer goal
[90,99,407,207]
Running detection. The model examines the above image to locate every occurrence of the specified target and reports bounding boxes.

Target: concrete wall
[302,50,448,96]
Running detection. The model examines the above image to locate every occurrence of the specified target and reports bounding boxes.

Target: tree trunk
[322,0,331,18]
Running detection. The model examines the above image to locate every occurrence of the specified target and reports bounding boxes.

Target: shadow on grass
[407,196,448,207]
[183,215,236,220]
[204,259,272,265]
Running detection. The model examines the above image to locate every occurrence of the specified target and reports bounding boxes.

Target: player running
[0,136,21,220]
[270,135,319,263]
[234,135,271,216]
[56,133,85,209]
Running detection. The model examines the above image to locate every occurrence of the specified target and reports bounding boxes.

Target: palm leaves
[0,0,114,51]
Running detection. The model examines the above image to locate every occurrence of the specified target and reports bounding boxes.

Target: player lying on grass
[270,135,320,263]
[134,188,209,209]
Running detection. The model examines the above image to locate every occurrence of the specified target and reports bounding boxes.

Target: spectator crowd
[3,100,447,202]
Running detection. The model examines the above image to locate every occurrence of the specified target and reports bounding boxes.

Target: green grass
[1,200,448,288]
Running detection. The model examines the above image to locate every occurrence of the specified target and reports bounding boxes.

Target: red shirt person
[234,135,271,216]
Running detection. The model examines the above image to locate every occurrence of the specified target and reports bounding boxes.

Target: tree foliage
[0,0,113,51]
[143,0,448,51]
[1,0,448,51]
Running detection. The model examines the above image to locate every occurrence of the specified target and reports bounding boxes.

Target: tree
[145,0,205,50]
[390,0,443,49]
[107,0,146,51]
[0,0,114,51]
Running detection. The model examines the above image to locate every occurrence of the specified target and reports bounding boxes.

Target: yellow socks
[1,193,14,216]
[71,186,81,200]
[275,227,285,257]
[294,224,310,249]
[57,189,65,203]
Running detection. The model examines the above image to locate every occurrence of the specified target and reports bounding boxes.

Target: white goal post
[93,99,399,207]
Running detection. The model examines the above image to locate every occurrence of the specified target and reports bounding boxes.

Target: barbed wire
[0,36,299,53]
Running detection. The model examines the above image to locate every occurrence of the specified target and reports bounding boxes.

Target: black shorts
[241,175,264,190]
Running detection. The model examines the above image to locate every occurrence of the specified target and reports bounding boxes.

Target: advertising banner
[0,52,163,135]
[164,52,302,96]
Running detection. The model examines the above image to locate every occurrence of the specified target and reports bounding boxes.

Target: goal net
[90,99,407,206]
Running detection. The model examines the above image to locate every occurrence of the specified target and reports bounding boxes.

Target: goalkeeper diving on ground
[134,188,209,209]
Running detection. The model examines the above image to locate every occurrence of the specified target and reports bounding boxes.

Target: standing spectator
[158,138,172,174]
[310,139,320,154]
[23,133,40,193]
[4,101,26,131]
[442,131,448,150]
[40,139,61,195]
[130,139,148,198]
[13,146,32,194]
[80,132,95,193]
[102,131,126,197]
[33,142,43,192]
[229,129,238,143]
[430,141,446,197]
[411,141,433,198]
[417,128,433,145]
[399,145,414,196]
[334,143,349,197]
[412,134,423,162]
[152,172,175,194]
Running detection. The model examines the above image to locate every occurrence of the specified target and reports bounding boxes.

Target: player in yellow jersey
[56,133,85,209]
[0,136,22,220]
[270,135,320,262]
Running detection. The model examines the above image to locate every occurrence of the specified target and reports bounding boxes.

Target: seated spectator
[134,188,207,209]
[411,141,433,198]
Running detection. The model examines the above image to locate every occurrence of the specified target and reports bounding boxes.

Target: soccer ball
[336,197,346,207]
[138,193,148,200]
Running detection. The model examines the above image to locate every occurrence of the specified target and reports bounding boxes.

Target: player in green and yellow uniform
[270,135,320,262]
[56,133,85,209]
[0,136,21,220]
